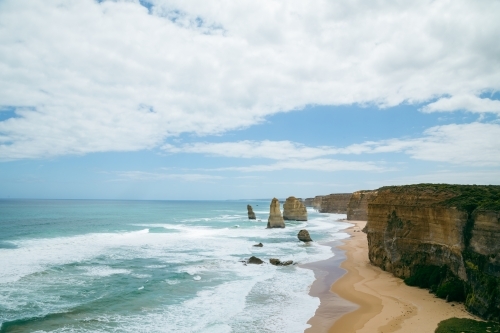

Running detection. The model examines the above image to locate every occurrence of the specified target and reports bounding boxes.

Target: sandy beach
[307,220,477,333]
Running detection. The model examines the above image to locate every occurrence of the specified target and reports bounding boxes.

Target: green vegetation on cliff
[435,317,500,333]
[379,184,500,212]
[404,265,465,302]
[374,183,500,322]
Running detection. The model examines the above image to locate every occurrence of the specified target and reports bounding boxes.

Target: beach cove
[305,220,476,333]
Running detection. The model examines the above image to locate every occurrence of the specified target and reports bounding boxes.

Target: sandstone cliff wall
[318,193,352,213]
[365,184,500,321]
[304,193,353,213]
[304,196,322,209]
[347,190,377,221]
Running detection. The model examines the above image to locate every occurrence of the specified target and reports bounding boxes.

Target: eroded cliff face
[366,184,500,321]
[319,193,352,213]
[347,190,377,221]
[304,196,322,210]
[283,196,307,221]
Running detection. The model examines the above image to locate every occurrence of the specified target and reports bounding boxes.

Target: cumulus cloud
[1,0,500,159]
[112,171,223,181]
[213,159,385,172]
[164,122,500,168]
[422,95,500,114]
[162,141,337,160]
[340,122,500,166]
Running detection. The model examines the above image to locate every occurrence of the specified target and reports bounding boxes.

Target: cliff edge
[347,190,377,220]
[365,184,500,321]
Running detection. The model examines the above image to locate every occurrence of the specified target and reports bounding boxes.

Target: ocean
[0,200,350,333]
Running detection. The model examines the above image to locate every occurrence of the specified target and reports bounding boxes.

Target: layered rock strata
[365,184,500,321]
[347,190,377,221]
[304,196,322,210]
[283,196,308,221]
[267,198,285,228]
[304,194,352,213]
[318,193,352,213]
[247,205,256,219]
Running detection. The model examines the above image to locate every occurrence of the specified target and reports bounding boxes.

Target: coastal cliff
[365,184,500,321]
[304,193,352,213]
[318,193,352,213]
[347,190,377,221]
[304,196,322,210]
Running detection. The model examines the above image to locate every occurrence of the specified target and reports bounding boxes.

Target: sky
[1,0,500,200]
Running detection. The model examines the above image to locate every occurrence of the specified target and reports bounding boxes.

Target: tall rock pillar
[267,198,285,228]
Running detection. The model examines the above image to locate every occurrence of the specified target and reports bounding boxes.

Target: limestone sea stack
[247,205,256,219]
[283,196,308,221]
[297,229,312,242]
[267,198,285,228]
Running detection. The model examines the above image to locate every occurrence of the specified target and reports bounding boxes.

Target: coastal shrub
[435,277,465,302]
[435,317,500,333]
[405,265,466,302]
[378,184,500,212]
[404,265,445,289]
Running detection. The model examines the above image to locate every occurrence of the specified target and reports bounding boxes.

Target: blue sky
[1,0,500,199]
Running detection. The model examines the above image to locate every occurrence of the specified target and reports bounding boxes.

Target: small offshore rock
[269,258,281,266]
[253,242,263,247]
[269,258,294,266]
[297,229,312,242]
[247,256,263,264]
[247,205,256,220]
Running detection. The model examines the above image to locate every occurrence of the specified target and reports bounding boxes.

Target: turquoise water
[0,200,350,332]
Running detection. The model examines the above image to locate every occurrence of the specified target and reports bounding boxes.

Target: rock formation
[318,193,352,213]
[269,258,294,266]
[297,229,312,242]
[304,196,323,210]
[283,196,308,221]
[365,184,500,321]
[247,205,256,219]
[267,198,285,228]
[247,256,263,264]
[304,193,352,213]
[253,242,263,247]
[347,190,377,220]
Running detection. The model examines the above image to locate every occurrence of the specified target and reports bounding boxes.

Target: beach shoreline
[306,220,477,333]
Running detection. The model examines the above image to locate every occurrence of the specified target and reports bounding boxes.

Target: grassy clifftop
[378,184,500,212]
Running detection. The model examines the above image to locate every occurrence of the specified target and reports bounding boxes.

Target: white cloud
[162,141,337,160]
[422,95,500,114]
[112,171,223,181]
[213,159,385,172]
[340,122,500,166]
[1,0,500,159]
[164,122,500,168]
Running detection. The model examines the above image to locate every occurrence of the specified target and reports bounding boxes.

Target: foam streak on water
[0,200,350,332]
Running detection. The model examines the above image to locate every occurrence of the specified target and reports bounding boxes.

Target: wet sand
[306,221,477,333]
